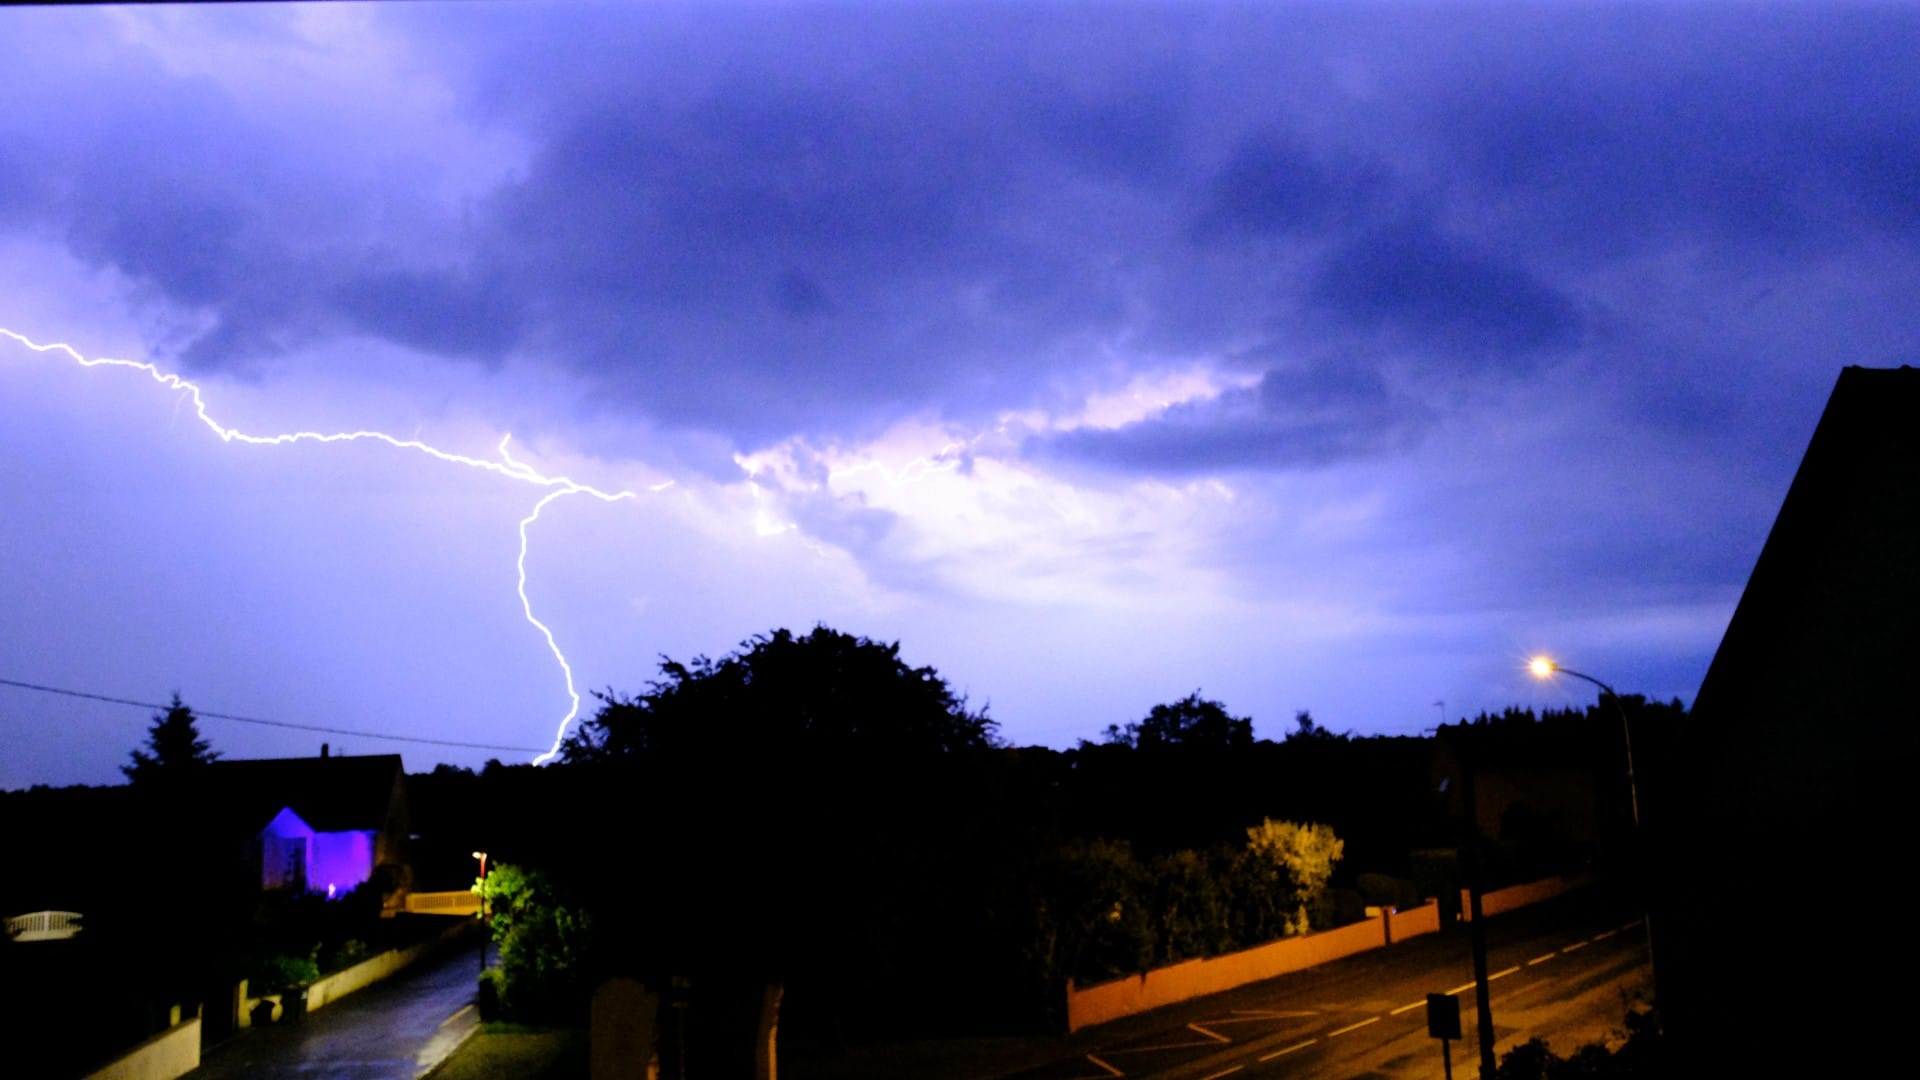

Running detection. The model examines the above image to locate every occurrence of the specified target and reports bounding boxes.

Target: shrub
[321,938,370,974]
[251,950,320,994]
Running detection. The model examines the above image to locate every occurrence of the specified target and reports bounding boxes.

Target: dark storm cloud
[1309,216,1585,362]
[1191,128,1394,240]
[1040,360,1432,474]
[332,267,525,361]
[1422,5,1920,256]
[12,3,1920,457]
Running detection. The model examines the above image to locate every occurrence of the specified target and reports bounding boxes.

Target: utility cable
[0,675,548,754]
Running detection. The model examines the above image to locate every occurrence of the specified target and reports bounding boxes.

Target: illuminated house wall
[258,806,377,898]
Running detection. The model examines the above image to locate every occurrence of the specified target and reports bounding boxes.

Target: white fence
[5,909,83,942]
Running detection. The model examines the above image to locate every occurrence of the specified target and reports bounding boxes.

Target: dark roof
[1687,365,1920,786]
[1663,366,1920,1069]
[200,753,404,833]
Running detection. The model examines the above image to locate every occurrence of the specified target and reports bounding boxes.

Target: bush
[251,950,320,994]
[476,863,594,1024]
[1492,1006,1663,1078]
[1355,872,1424,912]
[320,938,370,974]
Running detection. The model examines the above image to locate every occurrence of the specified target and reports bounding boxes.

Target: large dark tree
[563,625,999,759]
[1096,691,1253,751]
[123,693,218,782]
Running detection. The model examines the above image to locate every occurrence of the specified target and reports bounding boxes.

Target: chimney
[321,742,329,758]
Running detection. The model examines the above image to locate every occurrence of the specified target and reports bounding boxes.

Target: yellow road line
[1389,1000,1426,1015]
[1489,966,1521,981]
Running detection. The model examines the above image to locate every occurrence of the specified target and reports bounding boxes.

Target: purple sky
[4,2,1915,789]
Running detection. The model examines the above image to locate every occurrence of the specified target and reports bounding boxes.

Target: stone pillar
[754,984,783,1080]
[591,977,660,1080]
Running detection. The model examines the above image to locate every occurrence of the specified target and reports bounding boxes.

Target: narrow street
[188,935,482,1080]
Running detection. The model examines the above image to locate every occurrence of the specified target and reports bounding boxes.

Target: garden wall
[81,1015,199,1080]
[1065,872,1586,1032]
[1065,902,1439,1032]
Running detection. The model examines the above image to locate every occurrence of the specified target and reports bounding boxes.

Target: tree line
[109,623,1676,1042]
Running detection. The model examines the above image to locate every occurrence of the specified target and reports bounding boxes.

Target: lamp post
[1528,657,1656,987]
[1528,658,1640,828]
[472,851,489,981]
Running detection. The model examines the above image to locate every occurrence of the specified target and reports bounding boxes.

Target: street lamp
[1529,656,1657,991]
[472,851,489,980]
[1528,657,1640,827]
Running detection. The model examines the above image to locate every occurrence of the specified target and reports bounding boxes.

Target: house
[198,750,412,901]
[1661,366,1920,1072]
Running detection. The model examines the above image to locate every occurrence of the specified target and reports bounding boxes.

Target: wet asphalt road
[187,935,483,1080]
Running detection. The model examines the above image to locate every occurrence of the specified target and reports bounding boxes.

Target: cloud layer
[4,2,1918,786]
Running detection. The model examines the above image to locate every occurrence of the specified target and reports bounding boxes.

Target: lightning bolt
[1,326,669,763]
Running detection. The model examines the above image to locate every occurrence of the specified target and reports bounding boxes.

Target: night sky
[4,2,1915,789]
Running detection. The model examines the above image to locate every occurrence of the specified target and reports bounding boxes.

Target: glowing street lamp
[1528,657,1640,827]
[473,851,490,979]
[1529,655,1658,992]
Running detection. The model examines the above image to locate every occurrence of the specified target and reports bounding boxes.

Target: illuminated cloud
[5,2,1920,785]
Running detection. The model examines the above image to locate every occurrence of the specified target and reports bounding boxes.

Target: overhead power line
[0,675,548,754]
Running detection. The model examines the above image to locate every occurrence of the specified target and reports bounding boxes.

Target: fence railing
[404,890,480,916]
[5,909,83,941]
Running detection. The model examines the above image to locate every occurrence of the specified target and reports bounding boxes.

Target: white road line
[1189,1023,1232,1044]
[1489,966,1521,981]
[1198,1068,1244,1080]
[1259,1039,1319,1061]
[438,1004,475,1028]
[1328,1017,1382,1037]
[1085,1053,1123,1077]
[1107,1041,1215,1055]
[1220,1009,1320,1020]
[1528,954,1556,966]
[1389,1000,1426,1015]
[1445,981,1477,995]
[1593,929,1618,941]
[1618,920,1641,934]
[1562,941,1589,953]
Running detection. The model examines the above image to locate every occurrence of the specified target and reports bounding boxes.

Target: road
[1003,891,1652,1080]
[188,936,483,1080]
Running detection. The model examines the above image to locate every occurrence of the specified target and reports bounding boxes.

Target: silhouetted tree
[122,693,218,782]
[1096,692,1252,751]
[1284,709,1346,742]
[562,625,999,759]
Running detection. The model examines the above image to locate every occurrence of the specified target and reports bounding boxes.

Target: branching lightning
[1,326,669,764]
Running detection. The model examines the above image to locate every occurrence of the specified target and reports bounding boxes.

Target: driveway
[189,935,484,1080]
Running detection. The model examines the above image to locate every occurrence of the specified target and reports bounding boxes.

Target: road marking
[1562,941,1589,953]
[1108,1040,1216,1054]
[1528,954,1556,966]
[1327,1017,1382,1037]
[438,1004,474,1028]
[1389,1000,1426,1015]
[1593,929,1618,942]
[1618,920,1641,934]
[1189,1023,1231,1044]
[1085,1054,1123,1077]
[1220,1009,1319,1020]
[1489,966,1521,981]
[1260,1039,1319,1061]
[1446,981,1477,995]
[1198,1068,1244,1080]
